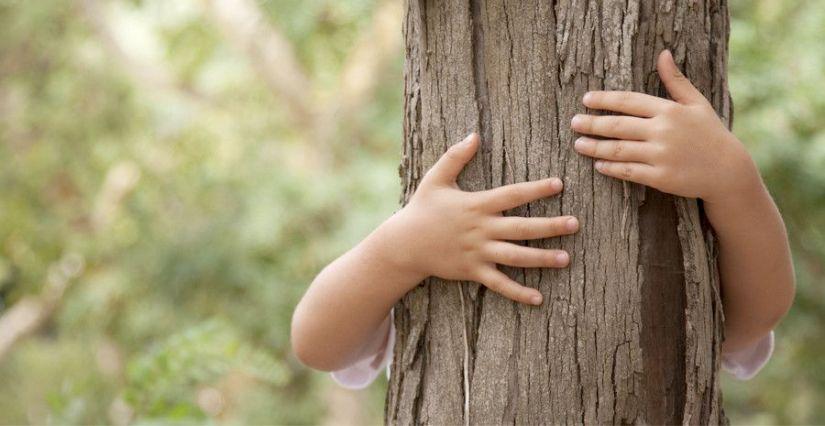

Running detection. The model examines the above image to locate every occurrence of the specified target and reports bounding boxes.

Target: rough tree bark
[388,1,731,424]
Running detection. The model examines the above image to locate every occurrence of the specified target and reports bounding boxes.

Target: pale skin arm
[571,50,795,353]
[291,134,579,371]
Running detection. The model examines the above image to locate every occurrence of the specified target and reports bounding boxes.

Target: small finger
[477,177,563,212]
[488,216,579,241]
[484,241,570,268]
[594,160,659,187]
[582,90,674,118]
[476,267,543,305]
[573,137,653,163]
[571,114,650,141]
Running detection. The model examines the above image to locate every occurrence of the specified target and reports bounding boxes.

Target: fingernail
[556,252,569,265]
[582,92,592,103]
[531,294,543,305]
[571,114,583,127]
[462,133,475,145]
[574,137,585,149]
[594,160,605,170]
[566,217,579,231]
[549,178,563,191]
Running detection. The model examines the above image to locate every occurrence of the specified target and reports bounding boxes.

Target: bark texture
[389,1,730,424]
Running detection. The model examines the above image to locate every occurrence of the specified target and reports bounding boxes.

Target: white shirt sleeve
[720,330,775,380]
[330,309,395,390]
[330,310,774,387]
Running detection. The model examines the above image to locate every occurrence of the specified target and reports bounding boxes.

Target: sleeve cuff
[330,312,396,390]
[721,330,774,381]
[333,321,772,384]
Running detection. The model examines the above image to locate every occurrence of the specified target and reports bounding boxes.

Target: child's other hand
[571,50,759,203]
[391,133,578,306]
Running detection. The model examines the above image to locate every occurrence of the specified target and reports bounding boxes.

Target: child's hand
[571,50,759,203]
[391,133,579,306]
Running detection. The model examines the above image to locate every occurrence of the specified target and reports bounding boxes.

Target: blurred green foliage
[0,0,398,423]
[0,0,822,424]
[723,1,825,424]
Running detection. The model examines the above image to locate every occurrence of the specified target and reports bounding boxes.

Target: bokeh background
[0,0,822,424]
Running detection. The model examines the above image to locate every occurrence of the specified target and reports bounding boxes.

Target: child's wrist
[703,139,768,223]
[705,135,762,204]
[362,209,429,289]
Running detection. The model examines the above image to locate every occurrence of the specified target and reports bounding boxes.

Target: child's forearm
[291,212,422,371]
[704,159,795,353]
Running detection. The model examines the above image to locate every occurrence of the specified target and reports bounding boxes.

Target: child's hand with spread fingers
[392,133,577,306]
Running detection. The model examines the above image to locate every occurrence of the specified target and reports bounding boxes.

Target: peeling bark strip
[390,1,729,424]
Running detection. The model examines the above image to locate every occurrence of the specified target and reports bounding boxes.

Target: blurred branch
[91,162,142,232]
[201,0,401,166]
[316,0,402,157]
[76,0,214,108]
[203,0,314,127]
[0,253,85,362]
[336,0,403,116]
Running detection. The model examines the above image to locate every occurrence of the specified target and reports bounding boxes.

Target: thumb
[657,50,706,105]
[423,133,480,184]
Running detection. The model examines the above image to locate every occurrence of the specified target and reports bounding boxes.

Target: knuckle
[621,164,634,179]
[653,167,669,182]
[612,142,624,159]
[546,219,562,235]
[465,196,485,214]
[591,117,604,132]
[482,243,497,258]
[525,250,543,264]
[651,144,668,160]
[661,102,681,116]
[616,92,632,107]
[578,115,592,132]
[487,244,505,261]
[592,142,605,157]
[606,117,622,133]
[503,249,520,264]
[653,120,672,136]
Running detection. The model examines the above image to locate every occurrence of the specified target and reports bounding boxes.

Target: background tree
[388,1,730,424]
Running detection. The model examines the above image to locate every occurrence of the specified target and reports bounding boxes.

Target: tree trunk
[389,1,730,424]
